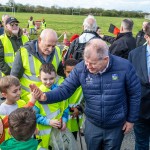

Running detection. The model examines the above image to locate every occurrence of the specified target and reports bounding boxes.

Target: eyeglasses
[10,23,18,27]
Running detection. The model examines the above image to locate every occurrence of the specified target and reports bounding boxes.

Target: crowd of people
[0,13,149,150]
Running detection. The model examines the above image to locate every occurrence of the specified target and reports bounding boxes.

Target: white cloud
[0,0,150,12]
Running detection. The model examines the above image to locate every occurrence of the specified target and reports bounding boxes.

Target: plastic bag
[50,128,78,150]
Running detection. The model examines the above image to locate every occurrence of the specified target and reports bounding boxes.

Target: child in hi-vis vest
[32,63,69,149]
[64,58,84,140]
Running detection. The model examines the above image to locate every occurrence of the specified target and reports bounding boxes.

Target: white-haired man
[65,15,100,61]
[36,38,141,150]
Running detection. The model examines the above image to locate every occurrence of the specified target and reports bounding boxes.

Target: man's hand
[122,121,134,134]
[30,88,41,104]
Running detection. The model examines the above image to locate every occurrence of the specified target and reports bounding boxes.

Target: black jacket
[128,45,150,119]
[135,29,146,47]
[65,31,100,61]
[103,32,136,59]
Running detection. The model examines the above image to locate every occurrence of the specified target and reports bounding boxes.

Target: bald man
[11,29,63,101]
[38,38,141,150]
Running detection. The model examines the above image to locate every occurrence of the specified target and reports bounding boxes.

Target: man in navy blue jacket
[128,22,150,150]
[36,38,141,150]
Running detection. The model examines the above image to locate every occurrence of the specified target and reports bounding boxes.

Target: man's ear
[1,92,7,98]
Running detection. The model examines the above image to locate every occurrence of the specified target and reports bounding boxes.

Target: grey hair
[40,29,58,41]
[84,39,109,60]
[121,18,134,31]
[83,15,97,32]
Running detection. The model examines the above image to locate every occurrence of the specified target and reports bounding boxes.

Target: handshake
[29,84,47,101]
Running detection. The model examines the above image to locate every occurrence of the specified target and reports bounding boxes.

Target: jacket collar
[116,32,133,40]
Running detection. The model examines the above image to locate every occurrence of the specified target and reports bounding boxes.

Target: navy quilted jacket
[43,54,141,128]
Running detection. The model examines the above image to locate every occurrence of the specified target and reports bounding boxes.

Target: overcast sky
[1,0,150,13]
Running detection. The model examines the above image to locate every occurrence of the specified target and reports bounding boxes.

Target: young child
[0,75,39,143]
[64,58,84,140]
[32,63,69,149]
[0,107,41,150]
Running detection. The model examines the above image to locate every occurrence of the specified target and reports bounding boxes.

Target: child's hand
[50,119,61,129]
[30,89,41,104]
[71,107,79,118]
[60,122,66,131]
[29,84,47,101]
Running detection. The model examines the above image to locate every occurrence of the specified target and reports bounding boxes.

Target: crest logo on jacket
[112,74,118,80]
[86,75,93,84]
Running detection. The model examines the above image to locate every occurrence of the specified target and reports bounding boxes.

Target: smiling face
[40,71,56,88]
[5,22,19,36]
[2,85,21,104]
[38,29,58,57]
[64,65,75,77]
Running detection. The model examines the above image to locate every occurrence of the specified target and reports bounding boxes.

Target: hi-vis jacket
[10,40,62,102]
[41,21,46,30]
[0,33,29,76]
[67,86,83,132]
[34,76,68,149]
[28,20,35,29]
[0,100,26,142]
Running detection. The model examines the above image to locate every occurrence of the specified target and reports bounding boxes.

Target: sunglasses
[10,23,18,27]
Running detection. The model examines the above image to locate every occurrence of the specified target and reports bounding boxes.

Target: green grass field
[0,12,147,41]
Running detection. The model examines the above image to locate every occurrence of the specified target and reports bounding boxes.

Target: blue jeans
[84,119,124,150]
[134,118,150,150]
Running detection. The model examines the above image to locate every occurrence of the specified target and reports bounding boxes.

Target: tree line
[0,1,145,18]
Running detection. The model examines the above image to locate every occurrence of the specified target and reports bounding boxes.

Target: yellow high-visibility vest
[28,20,35,29]
[41,22,46,30]
[67,86,83,132]
[19,46,62,102]
[0,34,29,76]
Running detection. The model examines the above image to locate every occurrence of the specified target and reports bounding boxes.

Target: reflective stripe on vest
[38,128,52,136]
[20,46,62,100]
[42,105,60,120]
[0,34,29,76]
[1,34,29,68]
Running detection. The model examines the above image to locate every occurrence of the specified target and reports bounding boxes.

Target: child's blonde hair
[0,75,20,93]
